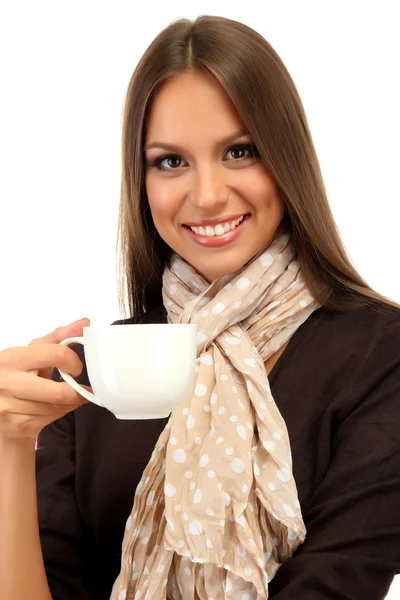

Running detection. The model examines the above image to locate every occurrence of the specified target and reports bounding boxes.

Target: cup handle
[57,337,107,409]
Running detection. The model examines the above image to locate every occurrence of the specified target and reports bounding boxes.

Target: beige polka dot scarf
[111,230,321,600]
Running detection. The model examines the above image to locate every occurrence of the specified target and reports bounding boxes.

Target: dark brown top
[36,302,400,599]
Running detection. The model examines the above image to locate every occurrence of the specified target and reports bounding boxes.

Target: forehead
[145,72,245,144]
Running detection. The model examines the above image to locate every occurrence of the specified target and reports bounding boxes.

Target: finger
[0,369,91,405]
[0,344,85,379]
[29,319,91,347]
[0,394,86,418]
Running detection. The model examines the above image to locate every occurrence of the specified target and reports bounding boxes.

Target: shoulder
[312,303,400,409]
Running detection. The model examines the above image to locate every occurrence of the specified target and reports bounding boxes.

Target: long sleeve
[268,317,400,599]
[36,345,93,600]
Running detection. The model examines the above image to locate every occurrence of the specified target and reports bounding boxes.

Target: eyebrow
[144,127,250,153]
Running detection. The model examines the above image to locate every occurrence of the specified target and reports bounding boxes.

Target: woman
[1,14,400,600]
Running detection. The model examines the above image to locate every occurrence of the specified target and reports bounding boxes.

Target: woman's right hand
[0,318,93,441]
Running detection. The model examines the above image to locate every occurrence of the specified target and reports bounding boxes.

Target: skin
[144,70,285,284]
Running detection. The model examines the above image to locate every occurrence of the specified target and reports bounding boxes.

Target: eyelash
[148,143,259,172]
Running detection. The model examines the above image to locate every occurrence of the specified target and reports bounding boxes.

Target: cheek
[146,178,180,223]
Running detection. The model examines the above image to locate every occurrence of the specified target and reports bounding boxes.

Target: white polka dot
[210,392,218,404]
[195,383,207,396]
[183,512,189,521]
[294,498,300,508]
[225,447,234,455]
[195,436,202,445]
[200,309,209,317]
[236,277,250,288]
[186,414,195,429]
[263,440,275,451]
[206,539,213,548]
[182,407,189,415]
[277,468,291,482]
[246,380,253,392]
[169,437,177,445]
[244,567,253,577]
[165,482,176,497]
[118,590,127,600]
[237,399,245,410]
[229,415,238,422]
[224,282,232,290]
[131,571,140,580]
[206,507,214,516]
[242,484,248,493]
[236,425,247,440]
[184,566,191,576]
[225,336,240,345]
[189,481,196,490]
[156,563,165,573]
[172,449,187,463]
[207,470,215,478]
[166,518,174,532]
[169,284,177,295]
[203,404,211,412]
[175,503,181,512]
[189,520,203,535]
[216,436,224,444]
[268,483,276,491]
[212,302,226,314]
[299,299,308,308]
[232,457,245,473]
[273,431,282,440]
[236,515,246,527]
[260,403,267,410]
[193,489,203,504]
[200,354,213,365]
[200,454,209,467]
[223,492,231,507]
[283,503,295,517]
[270,283,282,294]
[218,407,225,415]
[220,374,228,381]
[244,358,256,368]
[178,540,185,547]
[288,527,298,540]
[232,386,238,393]
[248,538,256,547]
[237,543,247,557]
[223,575,233,593]
[234,301,242,309]
[197,332,206,345]
[241,594,250,600]
[146,490,155,506]
[125,516,132,531]
[259,252,273,267]
[184,471,193,478]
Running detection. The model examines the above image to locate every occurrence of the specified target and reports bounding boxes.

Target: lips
[182,214,250,248]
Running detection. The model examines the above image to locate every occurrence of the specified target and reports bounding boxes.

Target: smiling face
[144,71,285,283]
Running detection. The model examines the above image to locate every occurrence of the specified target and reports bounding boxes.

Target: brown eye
[225,144,259,161]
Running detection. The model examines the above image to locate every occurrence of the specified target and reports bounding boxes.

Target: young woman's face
[144,71,285,282]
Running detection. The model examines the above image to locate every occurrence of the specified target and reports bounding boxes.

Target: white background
[0,1,399,597]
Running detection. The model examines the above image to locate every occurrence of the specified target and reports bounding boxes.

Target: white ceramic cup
[56,323,198,420]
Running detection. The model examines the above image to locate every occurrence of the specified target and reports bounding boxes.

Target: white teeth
[190,215,245,237]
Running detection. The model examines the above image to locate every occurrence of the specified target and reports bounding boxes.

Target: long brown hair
[116,15,400,320]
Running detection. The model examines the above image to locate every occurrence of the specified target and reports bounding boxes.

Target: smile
[182,214,250,248]
[189,215,245,237]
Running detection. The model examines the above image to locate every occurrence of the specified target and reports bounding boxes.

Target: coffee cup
[56,323,197,419]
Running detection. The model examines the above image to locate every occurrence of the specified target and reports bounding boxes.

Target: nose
[188,164,229,213]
